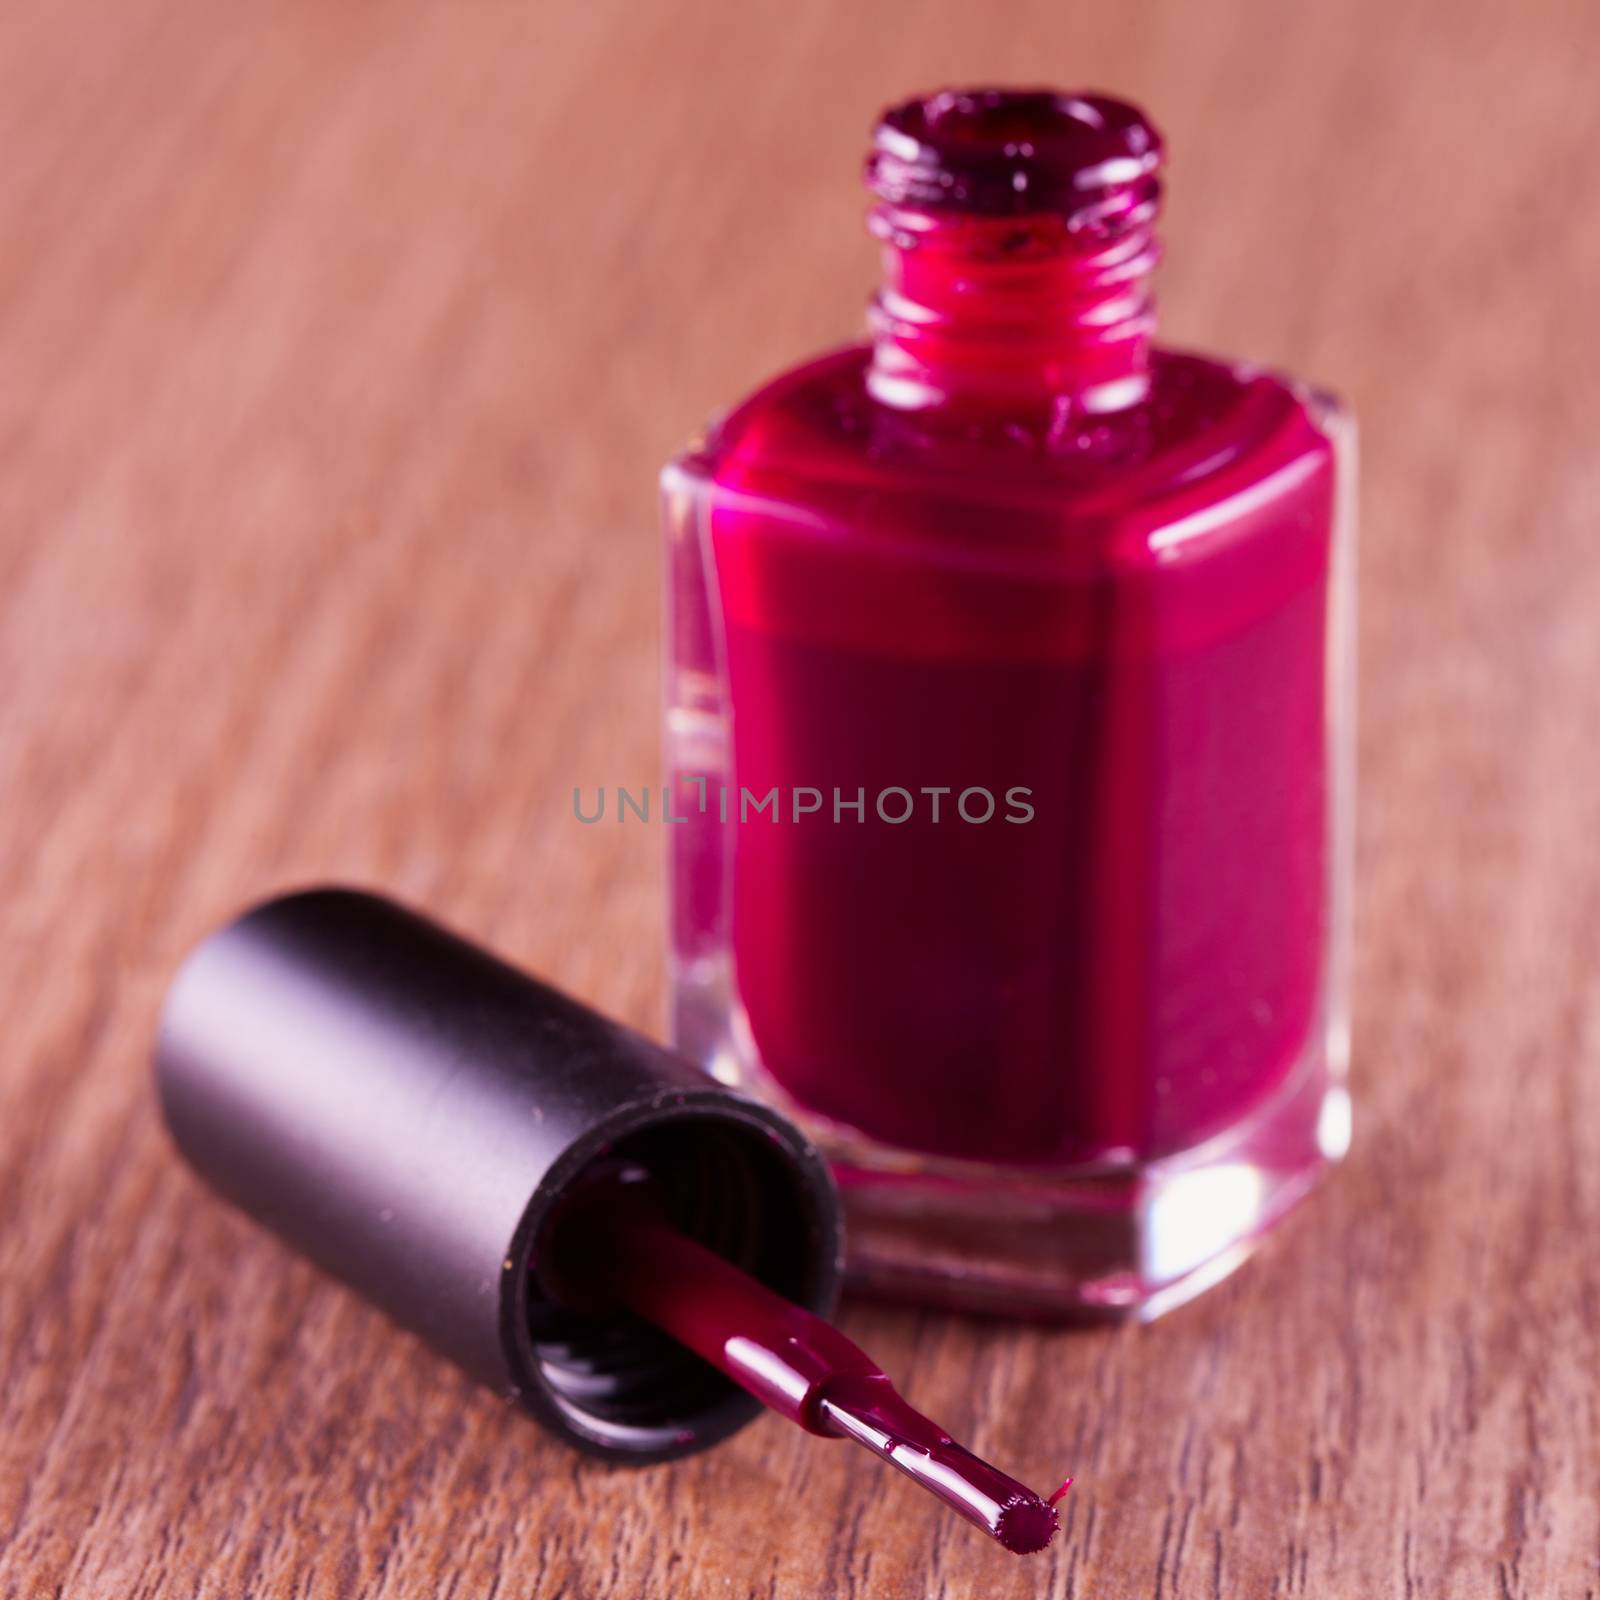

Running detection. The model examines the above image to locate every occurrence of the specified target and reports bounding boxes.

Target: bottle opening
[866,87,1162,228]
[864,89,1165,412]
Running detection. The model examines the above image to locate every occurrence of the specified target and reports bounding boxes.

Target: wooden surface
[3,0,1598,1594]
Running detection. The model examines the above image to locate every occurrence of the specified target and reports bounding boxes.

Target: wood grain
[3,0,1599,1594]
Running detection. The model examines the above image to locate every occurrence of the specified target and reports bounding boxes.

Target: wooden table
[3,0,1597,1593]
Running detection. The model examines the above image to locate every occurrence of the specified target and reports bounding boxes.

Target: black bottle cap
[154,887,843,1464]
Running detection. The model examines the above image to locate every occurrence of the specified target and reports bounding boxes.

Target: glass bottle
[662,89,1355,1318]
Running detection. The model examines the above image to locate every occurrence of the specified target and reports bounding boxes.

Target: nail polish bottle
[662,89,1355,1318]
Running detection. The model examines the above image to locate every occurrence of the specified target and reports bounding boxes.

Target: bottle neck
[866,202,1159,414]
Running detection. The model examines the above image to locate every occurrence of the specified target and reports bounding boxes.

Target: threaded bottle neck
[863,89,1163,413]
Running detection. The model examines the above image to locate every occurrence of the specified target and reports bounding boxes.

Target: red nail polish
[559,1162,1059,1554]
[156,889,1067,1551]
[663,89,1355,1318]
